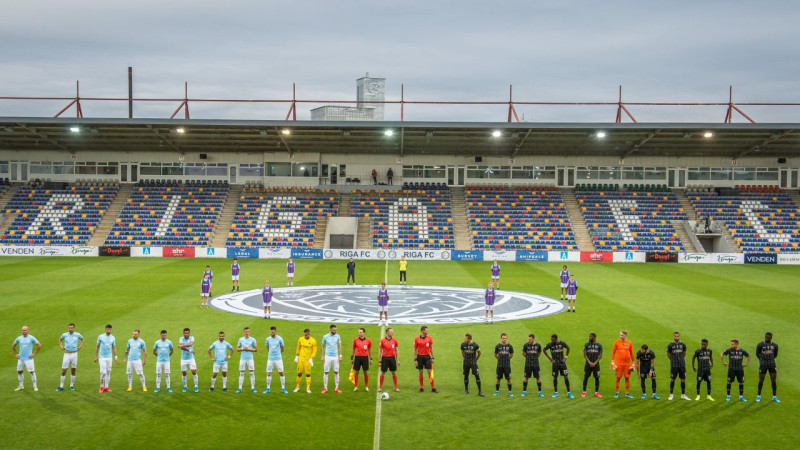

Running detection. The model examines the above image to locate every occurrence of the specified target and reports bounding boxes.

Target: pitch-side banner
[710,253,744,264]
[516,251,548,262]
[0,246,99,257]
[678,253,712,264]
[778,253,800,265]
[612,252,646,263]
[548,251,581,262]
[322,249,451,260]
[162,247,195,258]
[227,248,259,259]
[744,253,778,264]
[131,247,164,258]
[451,250,483,261]
[259,248,292,259]
[194,247,228,258]
[580,251,613,263]
[483,250,516,261]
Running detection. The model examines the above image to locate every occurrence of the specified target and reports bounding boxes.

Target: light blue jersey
[127,338,146,362]
[209,340,233,364]
[97,334,116,359]
[179,336,195,360]
[60,332,83,352]
[265,336,284,361]
[14,335,39,360]
[322,333,341,357]
[154,339,173,363]
[238,337,257,361]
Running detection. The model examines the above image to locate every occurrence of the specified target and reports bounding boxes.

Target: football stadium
[2,5,800,449]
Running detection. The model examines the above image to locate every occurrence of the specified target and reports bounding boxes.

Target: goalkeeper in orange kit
[611,329,635,399]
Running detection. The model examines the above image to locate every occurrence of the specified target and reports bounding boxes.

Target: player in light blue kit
[264,326,288,394]
[237,327,258,393]
[57,323,84,391]
[208,331,234,392]
[125,329,148,392]
[152,330,174,393]
[13,325,41,392]
[178,327,199,392]
[321,324,343,394]
[94,324,118,393]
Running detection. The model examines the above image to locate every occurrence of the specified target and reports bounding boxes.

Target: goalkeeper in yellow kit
[294,328,318,393]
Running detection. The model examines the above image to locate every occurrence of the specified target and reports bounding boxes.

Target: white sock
[238,373,244,389]
[127,373,133,387]
[335,372,340,388]
[182,374,187,388]
[211,376,216,388]
[250,372,255,389]
[280,375,285,388]
[31,373,37,388]
[193,374,198,387]
[18,373,24,386]
[156,373,162,388]
[323,373,329,388]
[222,376,227,388]
[267,374,272,389]
[70,375,75,387]
[139,374,146,386]
[60,375,66,387]
[166,374,170,389]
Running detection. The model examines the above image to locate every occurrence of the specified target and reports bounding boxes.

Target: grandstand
[103,180,228,247]
[688,185,800,252]
[225,188,338,248]
[349,184,454,249]
[0,180,117,245]
[575,183,688,252]
[465,184,577,250]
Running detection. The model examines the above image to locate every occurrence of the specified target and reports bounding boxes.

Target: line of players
[460,329,780,403]
[13,324,779,403]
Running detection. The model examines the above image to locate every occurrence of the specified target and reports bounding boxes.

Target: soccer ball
[380,392,390,400]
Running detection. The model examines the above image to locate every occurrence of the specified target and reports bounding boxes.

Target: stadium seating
[225,189,338,247]
[690,190,799,252]
[1,184,118,245]
[466,185,576,250]
[351,187,454,249]
[577,186,687,251]
[104,181,229,246]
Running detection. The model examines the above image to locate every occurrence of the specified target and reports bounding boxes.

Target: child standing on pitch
[565,274,578,313]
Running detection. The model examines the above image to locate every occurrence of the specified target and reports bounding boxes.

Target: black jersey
[494,343,514,369]
[583,342,603,363]
[522,342,542,368]
[723,348,749,371]
[636,349,655,372]
[693,348,713,372]
[666,341,688,369]
[755,341,778,369]
[544,341,570,363]
[461,341,480,366]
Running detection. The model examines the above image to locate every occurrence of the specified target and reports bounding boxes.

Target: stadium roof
[0,117,797,160]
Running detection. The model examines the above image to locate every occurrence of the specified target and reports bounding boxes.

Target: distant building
[310,73,385,121]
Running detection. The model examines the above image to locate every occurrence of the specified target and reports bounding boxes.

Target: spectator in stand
[387,168,394,185]
[704,216,711,233]
[372,169,378,185]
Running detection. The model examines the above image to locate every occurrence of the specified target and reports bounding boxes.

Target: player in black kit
[666,331,691,401]
[543,334,573,398]
[755,332,780,403]
[521,334,543,397]
[635,344,659,399]
[721,338,750,402]
[582,333,603,398]
[691,339,714,401]
[460,333,483,397]
[494,333,514,397]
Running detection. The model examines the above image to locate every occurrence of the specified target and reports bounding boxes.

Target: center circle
[209,285,566,324]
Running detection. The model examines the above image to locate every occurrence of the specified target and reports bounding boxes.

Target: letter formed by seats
[26,193,85,236]
[389,198,428,241]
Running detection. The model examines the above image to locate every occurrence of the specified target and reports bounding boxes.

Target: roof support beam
[622,129,661,160]
[400,127,405,157]
[146,125,180,152]
[511,128,533,158]
[734,130,794,159]
[16,123,68,151]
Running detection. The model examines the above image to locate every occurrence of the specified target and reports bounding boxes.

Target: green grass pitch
[0,257,797,449]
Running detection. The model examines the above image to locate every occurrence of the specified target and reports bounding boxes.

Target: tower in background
[311,73,385,121]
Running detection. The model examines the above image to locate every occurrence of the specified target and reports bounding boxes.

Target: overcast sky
[1,0,798,123]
